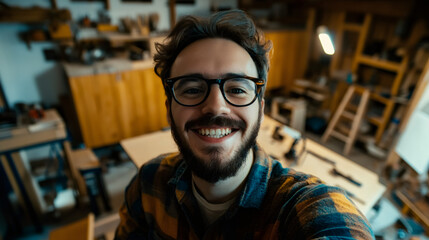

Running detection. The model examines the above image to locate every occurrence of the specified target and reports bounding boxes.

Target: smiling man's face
[167,38,264,183]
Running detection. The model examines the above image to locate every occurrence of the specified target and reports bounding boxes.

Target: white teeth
[197,128,232,138]
[216,129,221,135]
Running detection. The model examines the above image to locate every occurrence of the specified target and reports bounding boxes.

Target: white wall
[0,0,237,108]
[396,70,429,176]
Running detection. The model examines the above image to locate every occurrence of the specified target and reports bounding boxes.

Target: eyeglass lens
[172,77,258,106]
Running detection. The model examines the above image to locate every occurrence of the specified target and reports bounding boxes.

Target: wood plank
[69,73,122,148]
[312,0,413,18]
[330,12,346,75]
[94,73,122,147]
[370,93,390,104]
[341,110,355,120]
[357,55,401,72]
[127,70,149,135]
[49,213,94,240]
[50,0,57,9]
[399,59,429,132]
[395,190,429,232]
[265,30,309,93]
[69,75,96,147]
[94,214,120,238]
[386,59,429,166]
[367,116,382,126]
[69,67,168,148]
[142,69,159,132]
[351,14,372,73]
[169,0,176,29]
[152,71,169,129]
[322,85,355,142]
[343,23,362,32]
[374,99,395,143]
[331,130,348,142]
[391,55,409,96]
[114,71,133,139]
[344,88,369,154]
[0,7,71,23]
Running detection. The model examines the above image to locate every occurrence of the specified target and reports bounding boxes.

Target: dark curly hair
[153,9,271,101]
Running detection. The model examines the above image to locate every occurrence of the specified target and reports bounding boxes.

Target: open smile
[191,127,238,139]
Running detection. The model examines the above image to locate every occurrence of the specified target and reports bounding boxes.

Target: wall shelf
[343,23,362,32]
[357,55,402,73]
[0,7,71,23]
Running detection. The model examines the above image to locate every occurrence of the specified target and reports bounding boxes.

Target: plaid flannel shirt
[115,144,374,239]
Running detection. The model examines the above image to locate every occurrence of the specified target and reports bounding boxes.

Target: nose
[201,85,231,115]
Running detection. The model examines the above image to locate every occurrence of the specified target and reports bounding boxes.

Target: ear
[165,99,171,125]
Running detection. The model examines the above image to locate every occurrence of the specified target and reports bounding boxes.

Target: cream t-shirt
[192,180,237,228]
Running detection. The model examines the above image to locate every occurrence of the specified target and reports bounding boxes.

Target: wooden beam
[169,0,176,29]
[105,0,110,10]
[240,0,417,18]
[50,0,57,9]
[313,0,414,18]
[0,7,71,23]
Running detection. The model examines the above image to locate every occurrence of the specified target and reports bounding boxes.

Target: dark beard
[169,109,262,183]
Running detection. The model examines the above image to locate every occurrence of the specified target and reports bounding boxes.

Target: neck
[192,150,254,204]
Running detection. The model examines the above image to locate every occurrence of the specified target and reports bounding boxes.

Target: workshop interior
[0,0,429,239]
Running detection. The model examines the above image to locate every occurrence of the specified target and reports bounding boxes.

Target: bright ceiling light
[317,26,335,55]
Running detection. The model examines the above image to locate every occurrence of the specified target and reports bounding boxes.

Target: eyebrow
[172,72,248,79]
[174,78,202,90]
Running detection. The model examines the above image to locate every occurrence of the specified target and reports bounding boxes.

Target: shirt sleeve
[279,183,374,239]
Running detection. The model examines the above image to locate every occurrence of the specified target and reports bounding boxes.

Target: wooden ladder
[330,11,411,145]
[322,85,370,155]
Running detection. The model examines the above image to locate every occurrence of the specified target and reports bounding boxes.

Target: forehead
[171,38,258,78]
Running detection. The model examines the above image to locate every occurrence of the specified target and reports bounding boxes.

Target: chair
[49,213,94,240]
[63,141,111,216]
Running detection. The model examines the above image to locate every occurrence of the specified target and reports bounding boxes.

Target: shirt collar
[169,144,275,208]
[237,144,274,208]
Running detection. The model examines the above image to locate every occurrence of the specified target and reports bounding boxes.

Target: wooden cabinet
[264,10,314,93]
[265,30,310,92]
[69,68,169,148]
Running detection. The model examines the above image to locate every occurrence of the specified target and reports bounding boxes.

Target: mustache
[184,114,246,131]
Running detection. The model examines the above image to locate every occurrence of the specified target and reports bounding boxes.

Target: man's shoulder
[138,152,183,184]
[142,152,182,167]
[269,166,325,191]
[266,165,341,206]
[261,168,372,239]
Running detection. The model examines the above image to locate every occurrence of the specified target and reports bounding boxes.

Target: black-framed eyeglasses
[164,74,265,107]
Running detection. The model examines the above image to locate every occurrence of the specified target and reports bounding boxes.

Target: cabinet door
[69,73,122,148]
[116,69,169,139]
[265,31,309,92]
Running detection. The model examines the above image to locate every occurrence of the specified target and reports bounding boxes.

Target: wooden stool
[64,141,111,216]
[322,85,370,155]
[49,213,94,240]
[271,97,307,132]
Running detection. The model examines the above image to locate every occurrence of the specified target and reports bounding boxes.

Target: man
[115,10,374,239]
